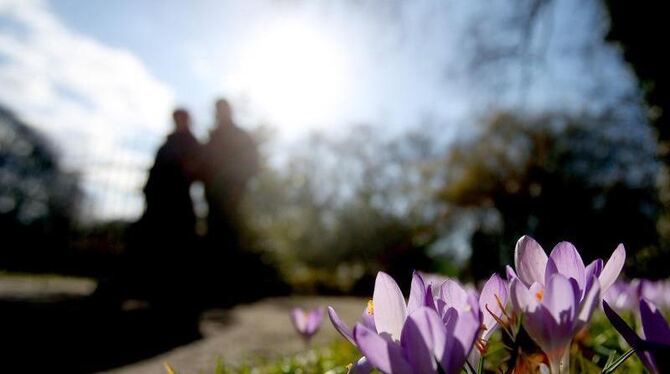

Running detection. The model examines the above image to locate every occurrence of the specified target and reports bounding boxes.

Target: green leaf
[601,348,636,374]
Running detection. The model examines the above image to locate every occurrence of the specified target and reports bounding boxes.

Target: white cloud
[0,0,174,220]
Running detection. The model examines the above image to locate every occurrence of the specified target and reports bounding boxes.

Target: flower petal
[441,307,480,374]
[456,300,482,353]
[603,301,659,374]
[514,235,547,286]
[479,273,508,340]
[576,275,600,331]
[524,305,561,359]
[603,300,643,348]
[424,285,436,311]
[328,306,355,345]
[373,271,408,341]
[439,278,470,311]
[306,307,325,335]
[599,244,626,294]
[407,271,427,315]
[526,274,577,363]
[510,277,531,312]
[585,259,603,280]
[354,323,412,374]
[506,265,518,282]
[290,308,307,333]
[544,257,559,286]
[544,273,578,324]
[640,299,670,346]
[549,241,586,292]
[401,307,446,373]
[360,308,376,331]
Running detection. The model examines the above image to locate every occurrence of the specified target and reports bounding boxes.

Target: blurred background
[0,0,668,372]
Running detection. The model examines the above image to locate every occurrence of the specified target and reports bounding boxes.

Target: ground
[0,274,365,374]
[106,296,365,374]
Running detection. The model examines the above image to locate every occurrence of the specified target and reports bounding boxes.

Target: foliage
[244,126,447,292]
[441,110,661,279]
[0,105,81,271]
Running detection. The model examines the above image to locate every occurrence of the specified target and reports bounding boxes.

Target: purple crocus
[604,299,670,374]
[508,235,625,373]
[511,273,594,373]
[329,271,481,374]
[290,306,325,343]
[430,278,483,373]
[354,306,448,373]
[415,271,508,344]
[509,235,625,296]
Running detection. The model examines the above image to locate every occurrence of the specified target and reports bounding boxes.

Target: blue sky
[0,0,646,219]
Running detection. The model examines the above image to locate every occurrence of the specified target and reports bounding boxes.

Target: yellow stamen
[535,289,544,301]
[367,299,374,315]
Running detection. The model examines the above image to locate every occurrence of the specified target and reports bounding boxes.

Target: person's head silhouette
[173,108,191,133]
[215,98,233,127]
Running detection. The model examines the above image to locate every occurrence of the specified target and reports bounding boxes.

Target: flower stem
[549,349,570,374]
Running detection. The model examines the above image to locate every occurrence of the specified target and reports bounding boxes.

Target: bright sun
[234,20,348,132]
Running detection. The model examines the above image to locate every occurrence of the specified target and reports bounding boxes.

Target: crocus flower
[354,306,449,373]
[353,286,479,373]
[511,273,595,373]
[509,235,624,373]
[417,271,508,344]
[290,306,325,343]
[328,271,418,373]
[509,235,625,297]
[329,271,481,374]
[604,299,670,374]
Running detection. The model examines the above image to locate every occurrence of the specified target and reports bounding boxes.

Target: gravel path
[104,296,366,374]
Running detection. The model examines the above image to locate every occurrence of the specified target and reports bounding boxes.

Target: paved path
[105,296,366,374]
[0,273,95,300]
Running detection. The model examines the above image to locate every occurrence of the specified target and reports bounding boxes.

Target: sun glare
[234,20,348,132]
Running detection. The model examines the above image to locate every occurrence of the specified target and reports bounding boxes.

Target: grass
[166,340,360,374]
[167,310,650,373]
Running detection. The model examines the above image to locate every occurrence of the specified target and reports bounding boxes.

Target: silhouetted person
[124,108,201,304]
[142,108,199,239]
[201,98,259,251]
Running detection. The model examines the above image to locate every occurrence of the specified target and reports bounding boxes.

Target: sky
[0,0,647,220]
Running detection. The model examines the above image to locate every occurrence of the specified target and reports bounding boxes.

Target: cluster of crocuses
[327,235,627,374]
